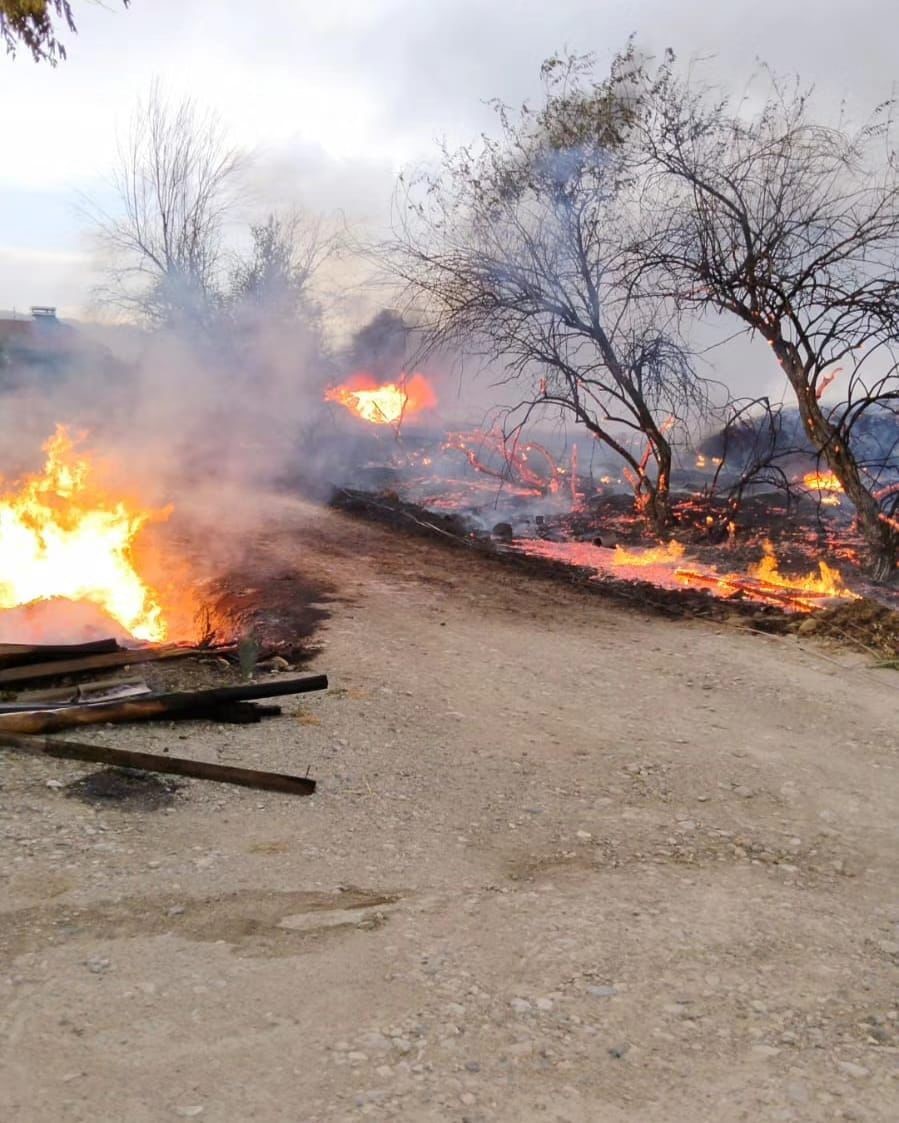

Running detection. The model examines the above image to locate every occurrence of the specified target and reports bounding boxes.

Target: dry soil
[1,498,897,1122]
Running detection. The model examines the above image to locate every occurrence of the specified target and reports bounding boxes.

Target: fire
[0,426,169,642]
[803,470,843,506]
[511,536,856,612]
[675,540,857,611]
[326,372,436,425]
[744,541,854,601]
[612,541,686,566]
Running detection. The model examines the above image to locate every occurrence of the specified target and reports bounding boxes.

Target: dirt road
[1,499,897,1122]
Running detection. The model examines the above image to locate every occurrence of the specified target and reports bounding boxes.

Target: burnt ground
[1,496,898,1123]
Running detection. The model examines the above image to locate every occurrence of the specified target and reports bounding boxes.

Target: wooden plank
[0,730,316,796]
[0,674,329,733]
[0,645,235,687]
[0,638,122,669]
[19,677,150,703]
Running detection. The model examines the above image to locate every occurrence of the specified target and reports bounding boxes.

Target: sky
[0,0,897,319]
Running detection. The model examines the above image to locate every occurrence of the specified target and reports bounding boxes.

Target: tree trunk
[775,343,897,581]
[641,439,673,535]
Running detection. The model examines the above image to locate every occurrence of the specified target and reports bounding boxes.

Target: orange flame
[326,372,436,425]
[612,541,685,566]
[802,469,843,506]
[803,470,843,493]
[744,540,853,600]
[675,540,857,611]
[0,426,169,642]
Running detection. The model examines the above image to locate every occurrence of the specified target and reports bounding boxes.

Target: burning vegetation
[325,372,436,426]
[2,43,898,660]
[0,426,169,643]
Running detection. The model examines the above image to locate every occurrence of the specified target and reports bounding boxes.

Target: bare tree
[1,1,128,64]
[622,54,899,578]
[229,211,333,321]
[385,58,710,532]
[90,83,244,332]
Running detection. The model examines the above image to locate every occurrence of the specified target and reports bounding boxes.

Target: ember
[0,426,169,642]
[442,429,567,496]
[325,372,436,425]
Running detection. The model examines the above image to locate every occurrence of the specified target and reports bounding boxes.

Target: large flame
[325,372,436,425]
[0,426,169,642]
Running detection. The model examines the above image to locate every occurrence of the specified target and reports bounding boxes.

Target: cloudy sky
[0,0,896,318]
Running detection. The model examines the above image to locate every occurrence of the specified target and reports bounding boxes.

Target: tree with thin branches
[90,83,244,333]
[385,58,711,532]
[617,50,899,578]
[229,212,333,321]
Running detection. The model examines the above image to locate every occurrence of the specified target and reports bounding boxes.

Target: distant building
[0,306,116,391]
[0,306,78,368]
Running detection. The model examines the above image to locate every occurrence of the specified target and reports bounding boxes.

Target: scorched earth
[1,498,897,1123]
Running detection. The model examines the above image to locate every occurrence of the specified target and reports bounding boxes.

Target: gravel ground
[1,497,897,1122]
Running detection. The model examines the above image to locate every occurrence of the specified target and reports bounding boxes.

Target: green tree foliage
[1,1,128,64]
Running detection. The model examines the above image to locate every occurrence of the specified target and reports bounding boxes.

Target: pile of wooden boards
[0,639,327,796]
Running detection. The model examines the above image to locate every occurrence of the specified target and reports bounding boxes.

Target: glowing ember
[0,426,169,642]
[443,429,565,495]
[326,372,436,425]
[612,541,685,566]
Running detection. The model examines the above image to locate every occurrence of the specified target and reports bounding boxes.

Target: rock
[786,1082,809,1105]
[393,1038,413,1055]
[837,1060,870,1079]
[491,522,514,541]
[361,1032,391,1052]
[85,956,110,974]
[876,940,899,957]
[464,1061,481,1073]
[347,1051,369,1065]
[166,905,186,917]
[575,830,593,840]
[510,998,531,1013]
[734,785,755,799]
[175,1108,204,1118]
[607,1043,629,1059]
[535,997,554,1011]
[45,780,64,790]
[752,1045,781,1058]
[587,985,618,998]
[506,1042,533,1058]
